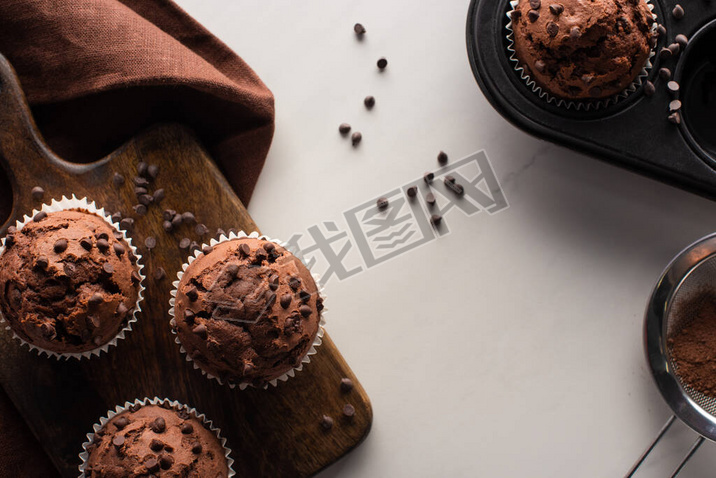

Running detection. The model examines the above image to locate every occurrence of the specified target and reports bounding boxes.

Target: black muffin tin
[467,0,716,199]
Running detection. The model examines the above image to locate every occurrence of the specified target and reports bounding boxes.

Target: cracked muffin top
[172,237,323,386]
[0,210,140,354]
[511,0,655,100]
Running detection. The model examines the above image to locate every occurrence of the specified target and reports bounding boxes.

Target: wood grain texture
[0,55,371,477]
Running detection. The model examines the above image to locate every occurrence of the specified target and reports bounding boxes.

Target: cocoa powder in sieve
[669,292,716,396]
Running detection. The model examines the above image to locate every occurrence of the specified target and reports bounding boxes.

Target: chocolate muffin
[0,210,140,354]
[511,0,655,100]
[84,403,229,478]
[172,237,323,386]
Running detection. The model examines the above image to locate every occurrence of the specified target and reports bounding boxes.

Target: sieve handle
[624,415,676,478]
[669,436,705,478]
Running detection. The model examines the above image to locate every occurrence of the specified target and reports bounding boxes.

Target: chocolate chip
[343,403,356,418]
[181,422,194,434]
[672,4,684,19]
[120,218,135,231]
[278,294,292,310]
[239,243,251,257]
[163,209,176,221]
[131,270,141,284]
[529,0,541,8]
[112,435,125,447]
[659,67,672,80]
[437,151,448,165]
[53,239,67,253]
[147,164,159,179]
[134,187,148,197]
[225,264,239,277]
[549,3,563,15]
[151,417,166,433]
[675,34,689,48]
[113,231,123,241]
[289,276,301,290]
[89,293,103,306]
[445,175,456,184]
[510,9,522,21]
[162,220,173,232]
[377,57,388,69]
[78,237,92,251]
[351,132,362,146]
[430,214,443,226]
[145,457,159,472]
[111,212,122,223]
[425,192,436,206]
[364,96,375,109]
[139,194,154,206]
[668,43,680,56]
[339,123,351,135]
[446,181,464,195]
[340,377,354,392]
[644,81,656,98]
[159,454,174,470]
[202,245,213,255]
[377,197,389,210]
[184,309,196,323]
[133,204,147,216]
[33,211,47,222]
[154,267,166,281]
[150,438,164,451]
[35,256,48,269]
[186,286,198,302]
[657,24,666,37]
[407,186,418,198]
[588,86,602,98]
[116,302,128,315]
[354,23,366,35]
[527,10,539,22]
[145,237,157,250]
[667,81,680,94]
[300,304,312,317]
[669,100,682,112]
[546,21,559,37]
[569,26,581,39]
[112,173,125,187]
[179,238,191,250]
[195,224,208,236]
[193,324,208,339]
[97,238,110,252]
[320,415,334,430]
[31,186,44,201]
[668,112,681,124]
[191,442,202,454]
[300,290,311,302]
[137,162,148,177]
[659,47,672,60]
[423,172,434,183]
[103,263,114,274]
[182,212,196,224]
[114,416,129,430]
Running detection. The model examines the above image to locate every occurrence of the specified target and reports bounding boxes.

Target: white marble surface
[174,1,716,476]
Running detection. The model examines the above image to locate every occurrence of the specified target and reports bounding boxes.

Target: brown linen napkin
[0,0,275,475]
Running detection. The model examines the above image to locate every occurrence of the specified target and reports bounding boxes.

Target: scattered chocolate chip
[430,214,443,227]
[191,442,202,454]
[320,415,334,430]
[657,24,667,37]
[120,218,135,230]
[35,256,48,269]
[97,238,110,252]
[79,237,93,251]
[96,232,109,241]
[351,132,362,146]
[159,454,174,470]
[144,237,157,250]
[113,243,125,256]
[31,186,44,201]
[53,239,67,253]
[103,263,114,274]
[407,186,418,198]
[113,231,123,241]
[300,304,312,317]
[527,10,539,22]
[672,4,684,19]
[667,81,680,94]
[117,303,129,316]
[195,224,209,236]
[668,112,681,124]
[340,377,354,392]
[668,43,680,56]
[179,238,191,250]
[163,209,176,221]
[172,215,183,228]
[437,151,448,165]
[377,57,388,69]
[137,162,148,177]
[180,422,193,434]
[529,0,541,8]
[364,96,375,109]
[147,164,159,179]
[280,294,292,309]
[182,212,196,224]
[161,220,173,233]
[153,189,165,203]
[111,212,122,223]
[669,100,682,112]
[675,34,689,49]
[445,175,456,184]
[659,47,672,60]
[133,204,147,216]
[569,26,581,39]
[377,197,389,210]
[114,416,129,430]
[134,187,148,196]
[112,435,125,447]
[139,194,154,206]
[112,173,125,187]
[546,21,559,37]
[425,192,436,206]
[659,68,672,80]
[151,417,166,433]
[239,243,251,256]
[202,245,213,255]
[193,324,208,339]
[33,211,47,222]
[186,286,199,302]
[255,248,268,262]
[354,23,366,35]
[423,172,434,183]
[549,3,563,15]
[343,403,356,418]
[446,180,464,195]
[339,123,351,135]
[154,267,166,281]
[133,176,149,188]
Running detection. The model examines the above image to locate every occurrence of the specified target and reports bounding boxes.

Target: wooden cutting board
[0,55,372,477]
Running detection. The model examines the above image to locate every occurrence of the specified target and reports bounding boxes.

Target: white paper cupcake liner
[169,230,326,390]
[505,0,657,110]
[0,195,145,360]
[77,397,235,477]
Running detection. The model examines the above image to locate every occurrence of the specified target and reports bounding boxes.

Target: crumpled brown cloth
[0,0,275,475]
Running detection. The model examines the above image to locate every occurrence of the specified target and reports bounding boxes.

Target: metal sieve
[627,233,716,477]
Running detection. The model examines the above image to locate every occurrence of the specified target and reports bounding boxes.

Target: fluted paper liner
[78,397,235,477]
[0,195,145,360]
[169,230,326,390]
[505,0,657,110]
